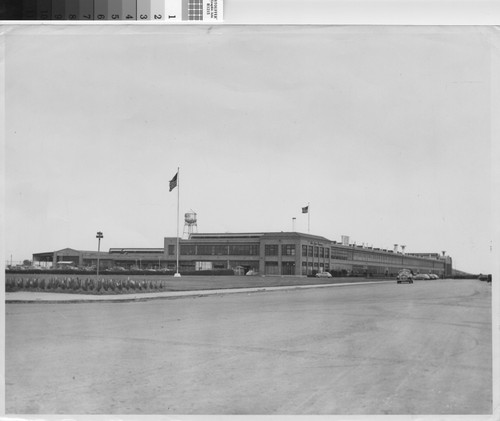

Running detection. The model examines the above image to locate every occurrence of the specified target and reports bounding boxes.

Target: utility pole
[96,231,103,276]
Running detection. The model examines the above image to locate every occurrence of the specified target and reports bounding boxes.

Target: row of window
[301,261,330,268]
[176,244,260,256]
[173,244,299,257]
[301,261,330,275]
[263,261,297,275]
[301,245,331,258]
[331,250,351,260]
[264,244,297,256]
[264,244,295,256]
[168,243,443,270]
[352,253,440,268]
[352,253,402,264]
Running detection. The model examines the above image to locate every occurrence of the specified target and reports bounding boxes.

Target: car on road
[478,274,492,283]
[397,269,413,284]
[316,271,332,278]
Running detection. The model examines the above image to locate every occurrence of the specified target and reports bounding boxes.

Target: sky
[2,25,497,273]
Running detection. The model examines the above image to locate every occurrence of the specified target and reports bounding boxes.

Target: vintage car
[397,269,414,284]
[414,273,431,280]
[315,271,333,278]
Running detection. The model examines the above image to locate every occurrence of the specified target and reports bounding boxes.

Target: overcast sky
[3,25,496,273]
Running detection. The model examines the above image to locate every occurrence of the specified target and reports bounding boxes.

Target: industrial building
[164,232,452,276]
[32,247,165,271]
[33,231,452,277]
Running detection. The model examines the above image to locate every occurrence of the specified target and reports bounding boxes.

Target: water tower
[183,210,198,238]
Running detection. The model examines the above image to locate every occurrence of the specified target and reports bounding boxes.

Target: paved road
[5,279,492,415]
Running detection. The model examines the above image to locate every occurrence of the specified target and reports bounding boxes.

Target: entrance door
[281,261,295,275]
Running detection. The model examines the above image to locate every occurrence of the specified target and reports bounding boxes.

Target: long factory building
[33,231,453,277]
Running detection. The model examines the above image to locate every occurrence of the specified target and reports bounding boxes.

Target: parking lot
[5,278,492,415]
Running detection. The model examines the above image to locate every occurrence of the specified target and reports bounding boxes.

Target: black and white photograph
[2,23,498,417]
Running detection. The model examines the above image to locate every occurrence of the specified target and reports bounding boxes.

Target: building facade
[32,232,452,277]
[164,232,452,277]
[33,247,165,270]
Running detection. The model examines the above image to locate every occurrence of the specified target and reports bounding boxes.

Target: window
[308,246,313,257]
[314,247,319,257]
[281,244,296,256]
[229,245,259,255]
[264,261,279,275]
[168,245,175,255]
[197,245,213,255]
[195,244,228,255]
[265,244,278,256]
[319,247,324,258]
[213,245,228,255]
[302,245,307,257]
[331,249,349,260]
[325,248,330,258]
[180,245,196,255]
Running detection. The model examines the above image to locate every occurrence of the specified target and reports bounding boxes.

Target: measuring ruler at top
[1,0,222,21]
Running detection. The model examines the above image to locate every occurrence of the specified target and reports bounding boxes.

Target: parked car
[478,274,492,283]
[397,269,413,284]
[428,274,439,280]
[316,271,332,278]
[414,273,431,280]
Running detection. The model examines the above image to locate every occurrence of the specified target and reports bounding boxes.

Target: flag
[169,172,178,192]
[302,206,309,214]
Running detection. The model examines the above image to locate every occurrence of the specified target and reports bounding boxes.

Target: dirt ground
[5,278,492,415]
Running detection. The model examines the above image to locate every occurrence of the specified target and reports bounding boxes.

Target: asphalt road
[5,279,492,415]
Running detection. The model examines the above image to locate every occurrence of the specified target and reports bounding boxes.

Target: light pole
[96,231,103,276]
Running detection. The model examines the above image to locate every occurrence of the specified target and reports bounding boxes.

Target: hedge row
[5,277,172,294]
[5,269,235,276]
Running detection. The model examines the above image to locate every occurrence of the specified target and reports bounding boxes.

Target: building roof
[109,248,164,254]
[189,232,266,240]
[32,248,111,259]
[188,232,331,242]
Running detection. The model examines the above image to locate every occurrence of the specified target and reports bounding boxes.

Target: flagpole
[175,167,181,277]
[308,202,310,234]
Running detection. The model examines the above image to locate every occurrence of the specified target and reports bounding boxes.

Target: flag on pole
[302,206,309,214]
[169,172,178,192]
